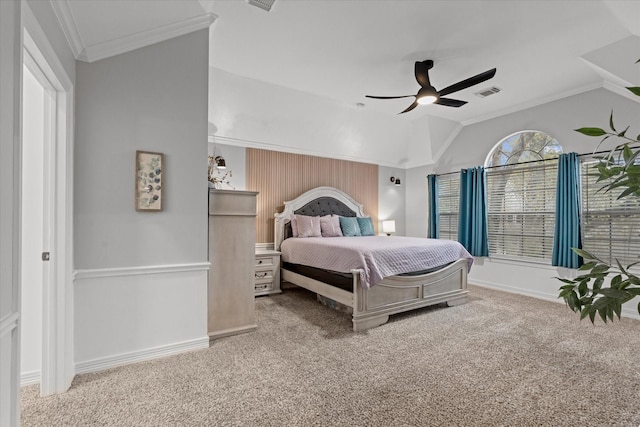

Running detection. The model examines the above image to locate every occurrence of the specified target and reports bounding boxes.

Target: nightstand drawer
[254,270,274,283]
[255,282,273,293]
[255,256,277,268]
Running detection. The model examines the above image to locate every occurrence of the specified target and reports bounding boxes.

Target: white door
[22,4,75,396]
[21,59,47,389]
[0,1,23,426]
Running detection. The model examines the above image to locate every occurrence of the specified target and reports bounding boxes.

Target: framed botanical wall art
[135,150,164,211]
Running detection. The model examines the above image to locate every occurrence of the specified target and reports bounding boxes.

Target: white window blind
[437,174,460,241]
[581,159,640,267]
[486,161,558,260]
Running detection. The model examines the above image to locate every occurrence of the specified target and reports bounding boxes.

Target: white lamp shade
[382,220,396,234]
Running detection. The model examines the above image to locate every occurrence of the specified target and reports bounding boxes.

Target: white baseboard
[470,279,561,304]
[75,336,209,375]
[20,370,40,387]
[470,280,640,321]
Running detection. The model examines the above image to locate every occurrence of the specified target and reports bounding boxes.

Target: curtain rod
[429,149,619,178]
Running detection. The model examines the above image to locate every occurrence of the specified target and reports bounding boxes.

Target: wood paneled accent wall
[247,148,379,244]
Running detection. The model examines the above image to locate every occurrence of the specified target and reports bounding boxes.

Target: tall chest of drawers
[208,189,258,340]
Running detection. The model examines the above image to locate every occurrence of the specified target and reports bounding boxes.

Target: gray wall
[75,30,210,269]
[435,88,640,173]
[378,166,406,236]
[406,87,640,235]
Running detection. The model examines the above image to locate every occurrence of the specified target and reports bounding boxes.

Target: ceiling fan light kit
[366,59,497,114]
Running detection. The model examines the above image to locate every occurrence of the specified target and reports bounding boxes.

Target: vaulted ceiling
[52,0,640,166]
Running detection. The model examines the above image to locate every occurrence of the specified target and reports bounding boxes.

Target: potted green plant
[558,60,640,322]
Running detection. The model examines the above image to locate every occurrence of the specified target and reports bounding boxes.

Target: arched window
[485,131,563,260]
[485,130,562,167]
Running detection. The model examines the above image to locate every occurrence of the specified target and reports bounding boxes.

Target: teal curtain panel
[458,167,489,256]
[552,152,582,268]
[427,174,439,238]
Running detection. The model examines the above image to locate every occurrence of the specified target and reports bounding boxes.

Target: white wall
[73,30,211,372]
[208,142,246,190]
[404,164,434,238]
[378,166,406,236]
[20,65,45,385]
[209,67,429,168]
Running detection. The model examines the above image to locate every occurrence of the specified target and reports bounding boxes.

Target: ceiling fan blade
[398,100,419,114]
[365,95,415,100]
[435,97,467,108]
[414,60,433,88]
[438,68,497,97]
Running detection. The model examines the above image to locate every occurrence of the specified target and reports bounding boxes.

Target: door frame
[0,2,23,425]
[22,2,74,396]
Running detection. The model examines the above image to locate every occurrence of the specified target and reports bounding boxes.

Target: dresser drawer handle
[258,260,263,264]
[255,272,268,279]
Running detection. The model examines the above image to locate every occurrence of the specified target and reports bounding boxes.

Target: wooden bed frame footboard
[275,186,469,332]
[282,258,468,331]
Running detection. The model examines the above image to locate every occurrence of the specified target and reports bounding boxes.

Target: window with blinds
[581,159,640,267]
[486,160,558,260]
[437,174,460,241]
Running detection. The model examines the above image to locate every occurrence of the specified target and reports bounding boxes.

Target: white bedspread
[280,236,473,288]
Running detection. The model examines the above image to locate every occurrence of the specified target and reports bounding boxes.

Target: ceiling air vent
[475,86,501,98]
[247,0,276,11]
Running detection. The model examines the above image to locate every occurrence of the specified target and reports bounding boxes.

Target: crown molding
[50,0,217,63]
[602,80,640,103]
[50,0,86,59]
[82,12,217,62]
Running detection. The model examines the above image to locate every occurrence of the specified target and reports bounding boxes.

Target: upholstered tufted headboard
[282,197,357,240]
[274,187,366,250]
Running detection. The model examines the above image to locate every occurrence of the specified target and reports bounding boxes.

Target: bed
[274,186,473,331]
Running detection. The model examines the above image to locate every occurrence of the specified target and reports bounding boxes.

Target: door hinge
[42,252,50,261]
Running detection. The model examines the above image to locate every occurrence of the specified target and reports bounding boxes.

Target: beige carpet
[21,285,640,426]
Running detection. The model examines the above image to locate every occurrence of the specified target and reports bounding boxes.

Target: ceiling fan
[366,60,497,114]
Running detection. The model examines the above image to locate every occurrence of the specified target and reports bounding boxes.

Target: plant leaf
[593,277,604,292]
[598,288,629,299]
[598,306,608,323]
[580,306,591,320]
[627,87,640,97]
[617,126,629,138]
[617,186,640,199]
[575,127,608,137]
[579,261,597,270]
[572,248,598,261]
[609,110,616,132]
[578,281,588,297]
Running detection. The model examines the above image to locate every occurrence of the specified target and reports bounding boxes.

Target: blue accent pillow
[357,217,375,236]
[339,216,361,237]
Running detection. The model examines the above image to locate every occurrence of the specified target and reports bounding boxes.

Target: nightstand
[254,249,281,296]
